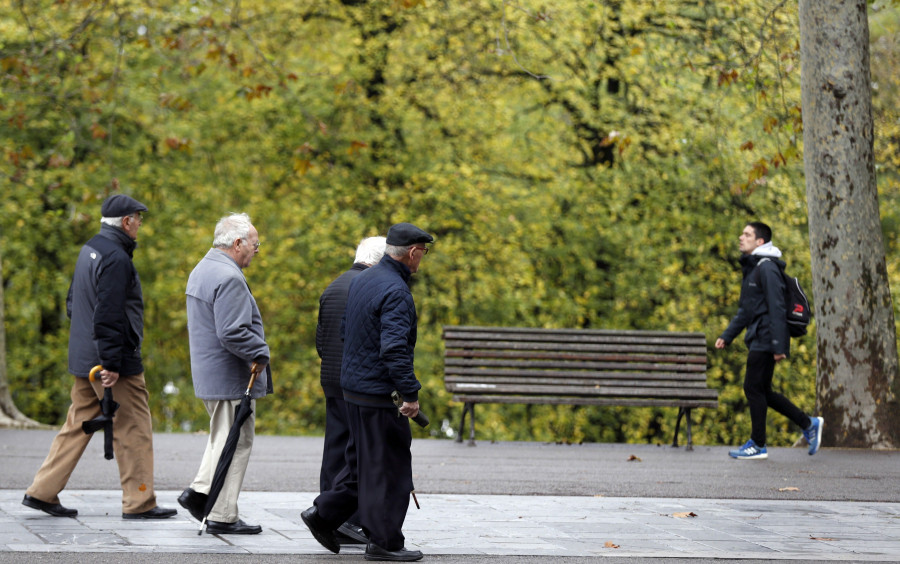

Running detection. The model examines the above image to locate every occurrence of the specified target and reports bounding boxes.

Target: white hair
[213,213,253,248]
[100,216,125,228]
[355,236,386,265]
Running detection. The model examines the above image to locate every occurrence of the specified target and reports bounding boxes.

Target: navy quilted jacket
[340,254,421,405]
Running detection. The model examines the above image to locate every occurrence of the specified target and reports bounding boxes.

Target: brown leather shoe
[22,495,77,517]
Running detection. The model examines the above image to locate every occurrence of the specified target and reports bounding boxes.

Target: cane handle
[89,365,104,383]
[247,362,261,389]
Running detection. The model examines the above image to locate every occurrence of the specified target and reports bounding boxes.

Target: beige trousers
[190,398,255,523]
[26,374,158,514]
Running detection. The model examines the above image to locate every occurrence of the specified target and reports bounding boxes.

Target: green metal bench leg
[455,402,476,446]
[672,407,694,451]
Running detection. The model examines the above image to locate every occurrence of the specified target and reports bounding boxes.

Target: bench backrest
[443,325,718,408]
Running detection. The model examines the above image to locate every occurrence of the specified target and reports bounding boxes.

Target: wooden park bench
[442,325,718,450]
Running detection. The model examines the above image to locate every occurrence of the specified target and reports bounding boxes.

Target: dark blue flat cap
[386,222,434,246]
[101,194,148,217]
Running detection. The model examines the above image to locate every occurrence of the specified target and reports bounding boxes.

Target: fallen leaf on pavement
[810,536,836,541]
[604,541,620,548]
[673,511,697,518]
[627,454,642,462]
[779,487,800,492]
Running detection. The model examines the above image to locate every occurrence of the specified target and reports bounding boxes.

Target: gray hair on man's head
[385,244,411,259]
[213,213,253,248]
[100,216,126,229]
[355,236,386,265]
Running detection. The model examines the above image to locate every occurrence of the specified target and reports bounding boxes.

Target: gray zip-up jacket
[186,248,272,400]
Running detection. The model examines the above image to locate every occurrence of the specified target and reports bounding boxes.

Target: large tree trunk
[0,247,47,428]
[799,0,900,448]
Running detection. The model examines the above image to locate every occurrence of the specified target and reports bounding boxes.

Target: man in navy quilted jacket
[302,222,432,563]
[315,236,385,546]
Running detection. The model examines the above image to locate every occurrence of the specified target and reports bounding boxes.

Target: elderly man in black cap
[23,193,176,520]
[302,222,433,562]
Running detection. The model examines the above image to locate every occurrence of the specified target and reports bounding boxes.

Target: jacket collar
[380,254,411,283]
[206,248,243,271]
[98,223,137,257]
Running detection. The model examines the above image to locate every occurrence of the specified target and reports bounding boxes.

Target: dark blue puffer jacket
[340,254,421,406]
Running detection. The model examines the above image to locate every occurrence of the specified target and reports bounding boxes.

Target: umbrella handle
[89,365,104,383]
[247,362,262,390]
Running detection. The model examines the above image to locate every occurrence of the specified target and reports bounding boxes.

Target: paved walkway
[3,429,900,561]
[2,490,899,560]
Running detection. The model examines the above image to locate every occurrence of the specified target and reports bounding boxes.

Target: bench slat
[445,369,709,381]
[447,382,719,399]
[445,350,706,364]
[444,336,706,354]
[445,375,711,388]
[451,394,719,409]
[443,326,706,340]
[444,358,706,373]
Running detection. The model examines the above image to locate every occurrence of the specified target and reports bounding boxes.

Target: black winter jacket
[316,262,369,398]
[340,255,422,406]
[67,224,144,377]
[719,253,790,356]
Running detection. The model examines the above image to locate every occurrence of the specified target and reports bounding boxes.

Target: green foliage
[1,0,896,447]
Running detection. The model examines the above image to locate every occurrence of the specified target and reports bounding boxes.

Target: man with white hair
[178,213,272,535]
[303,222,433,562]
[23,193,176,520]
[315,236,386,546]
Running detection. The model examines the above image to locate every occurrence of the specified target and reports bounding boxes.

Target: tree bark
[0,246,47,429]
[799,0,900,448]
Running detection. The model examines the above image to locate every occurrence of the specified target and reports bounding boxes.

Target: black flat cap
[386,222,434,246]
[101,194,148,217]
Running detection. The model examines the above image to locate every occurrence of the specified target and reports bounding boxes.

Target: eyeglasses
[243,240,260,250]
[414,246,429,255]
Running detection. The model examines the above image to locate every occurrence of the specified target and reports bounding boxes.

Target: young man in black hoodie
[715,222,823,460]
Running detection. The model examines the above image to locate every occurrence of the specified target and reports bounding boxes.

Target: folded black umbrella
[199,362,263,534]
[82,365,119,460]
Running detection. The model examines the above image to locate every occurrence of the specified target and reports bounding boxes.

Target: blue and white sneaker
[803,417,824,455]
[729,439,768,460]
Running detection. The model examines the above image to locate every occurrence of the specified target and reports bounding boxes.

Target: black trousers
[744,350,811,447]
[314,403,414,551]
[320,395,360,524]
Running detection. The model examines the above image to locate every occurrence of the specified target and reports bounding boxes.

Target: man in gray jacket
[178,213,271,535]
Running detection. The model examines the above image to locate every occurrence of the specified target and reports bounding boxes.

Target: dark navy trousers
[314,403,413,550]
